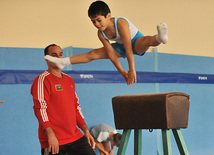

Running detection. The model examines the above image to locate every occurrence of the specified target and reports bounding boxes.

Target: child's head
[88,1,111,18]
[113,133,122,147]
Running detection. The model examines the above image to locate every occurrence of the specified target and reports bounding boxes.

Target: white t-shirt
[90,124,117,142]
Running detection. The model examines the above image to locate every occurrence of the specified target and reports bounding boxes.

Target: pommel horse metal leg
[117,130,131,155]
[134,129,142,155]
[117,129,142,155]
[112,92,190,155]
[172,129,189,155]
[162,129,189,155]
[162,129,172,155]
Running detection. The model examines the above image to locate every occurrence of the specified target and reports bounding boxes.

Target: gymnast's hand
[120,70,130,85]
[127,70,137,85]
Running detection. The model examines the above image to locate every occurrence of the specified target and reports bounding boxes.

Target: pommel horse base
[112,92,190,155]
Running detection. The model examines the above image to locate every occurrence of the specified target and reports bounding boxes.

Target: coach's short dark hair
[44,44,58,56]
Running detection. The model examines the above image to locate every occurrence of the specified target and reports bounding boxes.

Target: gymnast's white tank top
[100,17,138,44]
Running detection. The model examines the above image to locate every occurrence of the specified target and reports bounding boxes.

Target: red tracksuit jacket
[31,70,86,148]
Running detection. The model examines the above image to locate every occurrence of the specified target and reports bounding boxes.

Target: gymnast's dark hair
[44,44,58,56]
[88,1,111,18]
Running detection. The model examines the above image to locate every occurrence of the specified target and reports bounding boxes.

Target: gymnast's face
[90,13,111,31]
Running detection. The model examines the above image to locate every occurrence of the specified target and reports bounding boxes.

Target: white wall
[0,0,214,57]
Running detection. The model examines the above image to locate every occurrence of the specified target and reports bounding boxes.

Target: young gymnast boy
[44,0,168,85]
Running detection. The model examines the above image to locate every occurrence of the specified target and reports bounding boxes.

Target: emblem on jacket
[55,84,63,91]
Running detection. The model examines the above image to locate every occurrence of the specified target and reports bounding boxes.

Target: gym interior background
[0,0,214,154]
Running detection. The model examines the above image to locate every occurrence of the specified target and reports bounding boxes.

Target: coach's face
[46,46,63,69]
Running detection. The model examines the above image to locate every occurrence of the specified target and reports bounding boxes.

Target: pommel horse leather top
[112,92,190,130]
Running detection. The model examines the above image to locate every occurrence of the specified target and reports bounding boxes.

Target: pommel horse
[112,92,190,155]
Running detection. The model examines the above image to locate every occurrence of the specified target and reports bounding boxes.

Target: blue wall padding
[0,46,214,155]
[1,69,214,84]
[158,53,214,74]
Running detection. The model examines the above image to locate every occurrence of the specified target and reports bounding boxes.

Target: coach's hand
[45,127,59,154]
[85,131,96,149]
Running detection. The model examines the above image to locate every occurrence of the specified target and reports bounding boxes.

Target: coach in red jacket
[31,44,95,155]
